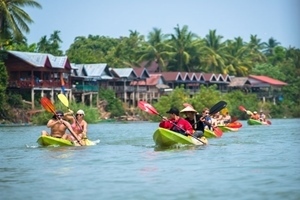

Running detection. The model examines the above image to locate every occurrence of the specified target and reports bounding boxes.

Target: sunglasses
[76,114,83,116]
[56,114,63,117]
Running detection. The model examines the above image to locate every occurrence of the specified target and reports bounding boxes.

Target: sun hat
[180,106,197,113]
[166,107,179,116]
[253,111,257,114]
[76,109,85,115]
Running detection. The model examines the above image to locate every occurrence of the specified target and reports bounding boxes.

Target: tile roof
[160,72,183,81]
[249,75,287,86]
[202,73,217,81]
[130,74,169,88]
[132,67,150,79]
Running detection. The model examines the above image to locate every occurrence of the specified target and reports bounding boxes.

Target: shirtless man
[41,110,83,145]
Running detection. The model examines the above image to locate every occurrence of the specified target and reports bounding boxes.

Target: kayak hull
[203,129,218,138]
[247,119,269,125]
[226,121,243,128]
[153,128,205,147]
[37,135,73,146]
[37,135,95,147]
[217,125,239,132]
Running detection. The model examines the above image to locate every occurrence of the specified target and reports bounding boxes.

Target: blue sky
[24,0,300,52]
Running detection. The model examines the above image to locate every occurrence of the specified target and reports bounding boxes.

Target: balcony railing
[8,79,70,89]
[73,84,99,92]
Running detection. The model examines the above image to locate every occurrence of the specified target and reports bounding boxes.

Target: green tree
[137,27,171,72]
[200,29,227,73]
[37,30,63,55]
[0,0,42,46]
[167,24,199,72]
[98,88,124,117]
[246,34,266,63]
[66,35,118,63]
[224,37,252,76]
[263,37,281,56]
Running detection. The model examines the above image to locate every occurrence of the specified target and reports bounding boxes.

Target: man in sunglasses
[201,108,213,130]
[41,110,83,145]
[159,107,194,136]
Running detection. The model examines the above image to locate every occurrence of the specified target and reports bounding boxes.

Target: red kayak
[226,121,242,128]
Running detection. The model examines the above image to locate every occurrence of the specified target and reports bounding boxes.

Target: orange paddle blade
[239,105,246,112]
[40,97,56,114]
[213,127,223,137]
[138,101,159,115]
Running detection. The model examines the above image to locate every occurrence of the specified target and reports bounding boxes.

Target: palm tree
[224,38,253,76]
[200,29,227,73]
[37,36,50,53]
[137,28,171,72]
[168,24,199,72]
[263,37,281,56]
[222,37,253,76]
[0,0,42,45]
[246,34,266,63]
[49,30,63,55]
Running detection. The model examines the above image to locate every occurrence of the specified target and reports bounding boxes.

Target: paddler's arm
[63,120,84,145]
[46,119,60,128]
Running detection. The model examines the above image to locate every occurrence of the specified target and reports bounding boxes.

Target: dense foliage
[98,88,125,117]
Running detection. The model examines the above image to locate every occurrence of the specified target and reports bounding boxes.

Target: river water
[0,119,299,200]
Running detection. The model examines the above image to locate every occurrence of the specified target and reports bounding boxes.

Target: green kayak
[37,135,95,147]
[247,119,270,125]
[203,129,218,138]
[217,125,239,132]
[153,128,206,147]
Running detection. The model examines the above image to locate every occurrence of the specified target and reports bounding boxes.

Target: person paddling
[250,111,260,120]
[259,111,266,122]
[41,110,83,146]
[64,109,88,145]
[159,107,194,136]
[180,106,205,139]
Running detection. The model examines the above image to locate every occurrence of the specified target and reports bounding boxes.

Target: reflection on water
[153,144,206,152]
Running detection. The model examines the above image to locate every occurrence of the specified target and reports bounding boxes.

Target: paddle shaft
[40,97,82,145]
[140,102,204,144]
[57,94,83,131]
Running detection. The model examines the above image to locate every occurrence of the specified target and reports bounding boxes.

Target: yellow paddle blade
[220,108,228,115]
[246,110,253,115]
[57,94,69,108]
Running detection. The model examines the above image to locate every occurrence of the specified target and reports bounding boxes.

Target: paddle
[138,101,206,144]
[40,97,82,145]
[139,101,227,138]
[209,101,227,116]
[239,105,271,125]
[182,101,227,116]
[57,94,82,130]
[183,101,227,137]
[57,94,94,145]
[239,105,253,115]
